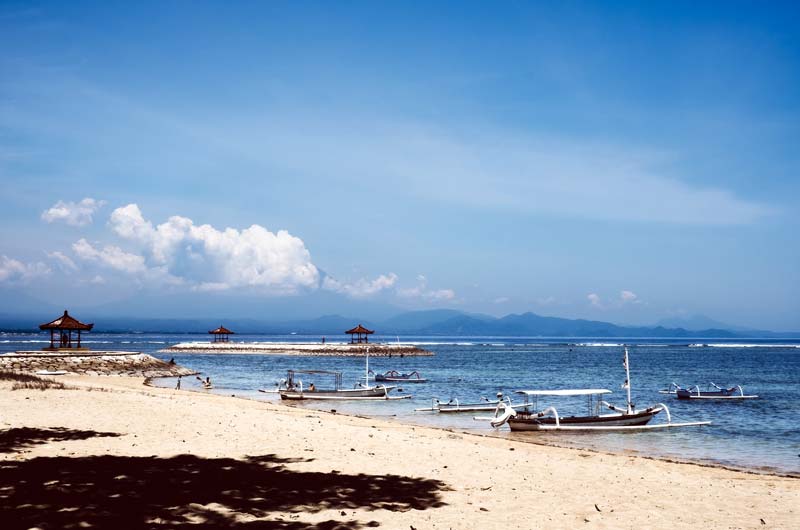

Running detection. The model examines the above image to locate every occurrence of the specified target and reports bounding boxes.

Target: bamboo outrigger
[481,347,711,432]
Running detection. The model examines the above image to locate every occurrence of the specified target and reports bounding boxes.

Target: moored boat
[275,369,409,400]
[661,382,758,400]
[501,389,663,431]
[484,347,711,432]
[415,393,511,413]
[373,370,427,383]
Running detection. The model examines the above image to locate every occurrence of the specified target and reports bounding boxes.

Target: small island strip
[161,342,433,356]
[163,323,433,356]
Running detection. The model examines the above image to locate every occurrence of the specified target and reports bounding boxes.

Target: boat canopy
[514,389,613,396]
[287,369,341,376]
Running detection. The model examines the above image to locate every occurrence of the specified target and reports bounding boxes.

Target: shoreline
[2,375,797,529]
[170,381,800,479]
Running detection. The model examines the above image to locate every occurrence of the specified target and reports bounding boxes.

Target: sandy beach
[1,375,797,529]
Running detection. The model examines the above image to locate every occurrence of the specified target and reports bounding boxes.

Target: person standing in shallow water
[176,376,181,389]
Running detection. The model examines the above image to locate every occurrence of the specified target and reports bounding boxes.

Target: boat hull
[676,389,757,400]
[436,400,505,413]
[508,409,659,431]
[279,386,394,400]
[374,376,427,383]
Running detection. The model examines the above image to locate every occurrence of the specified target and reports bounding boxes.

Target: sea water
[2,333,798,475]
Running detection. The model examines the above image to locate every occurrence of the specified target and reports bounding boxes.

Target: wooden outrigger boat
[263,348,411,401]
[372,370,428,383]
[271,369,411,400]
[660,382,758,400]
[415,393,514,413]
[482,347,711,432]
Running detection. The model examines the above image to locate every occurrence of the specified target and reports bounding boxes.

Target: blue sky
[1,1,798,329]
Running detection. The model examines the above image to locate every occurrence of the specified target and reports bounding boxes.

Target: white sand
[0,375,796,529]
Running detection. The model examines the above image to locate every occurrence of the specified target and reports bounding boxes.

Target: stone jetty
[0,351,198,377]
[162,342,434,356]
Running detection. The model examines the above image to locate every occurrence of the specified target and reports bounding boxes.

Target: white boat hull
[280,386,398,400]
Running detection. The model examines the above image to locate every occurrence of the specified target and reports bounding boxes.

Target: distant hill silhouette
[4,308,790,337]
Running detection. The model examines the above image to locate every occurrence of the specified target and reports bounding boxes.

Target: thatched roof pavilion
[39,310,94,350]
[345,324,374,344]
[209,325,234,343]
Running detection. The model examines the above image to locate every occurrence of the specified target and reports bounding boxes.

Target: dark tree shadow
[0,427,121,453]
[0,453,447,529]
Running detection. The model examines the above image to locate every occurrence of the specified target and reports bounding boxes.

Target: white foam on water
[573,342,623,347]
[689,343,800,348]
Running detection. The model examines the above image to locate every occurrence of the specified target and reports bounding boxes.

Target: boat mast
[623,346,633,414]
[365,347,370,388]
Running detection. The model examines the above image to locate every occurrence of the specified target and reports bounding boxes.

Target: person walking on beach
[176,376,181,389]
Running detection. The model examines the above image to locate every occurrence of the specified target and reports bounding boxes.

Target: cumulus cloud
[41,198,106,227]
[323,273,398,298]
[107,204,320,293]
[0,255,50,283]
[72,238,148,274]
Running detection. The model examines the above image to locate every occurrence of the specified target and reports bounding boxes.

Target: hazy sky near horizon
[1,1,798,329]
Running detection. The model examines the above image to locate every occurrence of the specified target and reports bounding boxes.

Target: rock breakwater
[0,351,198,377]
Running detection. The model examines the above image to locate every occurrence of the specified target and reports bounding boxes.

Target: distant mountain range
[654,315,757,333]
[1,309,796,338]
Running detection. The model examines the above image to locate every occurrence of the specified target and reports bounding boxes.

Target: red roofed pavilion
[209,325,234,343]
[39,310,94,350]
[345,324,374,344]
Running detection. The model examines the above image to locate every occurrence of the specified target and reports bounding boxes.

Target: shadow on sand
[0,448,448,529]
[0,426,121,453]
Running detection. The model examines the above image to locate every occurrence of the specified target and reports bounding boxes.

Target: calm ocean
[2,333,798,476]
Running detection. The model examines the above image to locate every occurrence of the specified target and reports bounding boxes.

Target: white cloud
[192,282,230,292]
[72,238,147,274]
[41,198,106,227]
[427,289,457,301]
[107,204,320,293]
[587,293,603,308]
[323,273,398,298]
[620,290,641,304]
[88,275,106,284]
[494,296,510,304]
[47,251,78,272]
[397,276,457,302]
[0,255,50,283]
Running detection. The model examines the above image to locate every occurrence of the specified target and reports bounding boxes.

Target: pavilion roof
[345,324,374,335]
[39,310,94,331]
[209,326,234,335]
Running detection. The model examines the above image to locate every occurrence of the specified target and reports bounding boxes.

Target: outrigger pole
[365,347,370,389]
[623,346,633,414]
